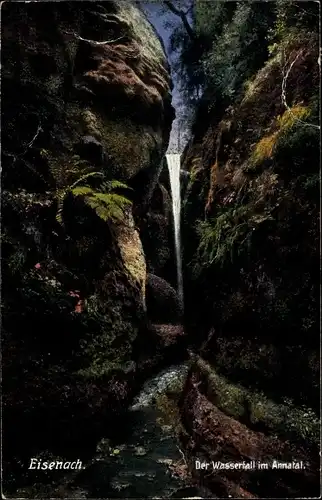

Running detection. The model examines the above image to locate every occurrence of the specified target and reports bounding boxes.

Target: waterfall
[166,153,184,310]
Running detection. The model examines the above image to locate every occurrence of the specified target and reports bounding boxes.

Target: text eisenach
[28,458,83,470]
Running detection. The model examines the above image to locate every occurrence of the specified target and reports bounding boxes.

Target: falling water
[166,153,184,310]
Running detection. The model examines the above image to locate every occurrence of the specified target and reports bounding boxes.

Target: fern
[55,172,132,226]
[195,205,273,269]
[77,191,132,223]
[70,186,94,197]
[108,180,133,191]
[69,172,104,190]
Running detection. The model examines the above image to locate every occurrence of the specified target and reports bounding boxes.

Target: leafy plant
[248,106,311,169]
[250,131,279,165]
[195,205,273,269]
[270,0,319,43]
[55,174,133,226]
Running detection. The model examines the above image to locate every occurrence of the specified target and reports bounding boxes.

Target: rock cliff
[180,6,319,498]
[1,0,174,492]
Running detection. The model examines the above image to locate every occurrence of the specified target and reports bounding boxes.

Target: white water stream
[166,153,184,310]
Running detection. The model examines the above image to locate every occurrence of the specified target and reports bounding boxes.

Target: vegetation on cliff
[1,0,320,497]
[181,0,319,405]
[169,0,320,497]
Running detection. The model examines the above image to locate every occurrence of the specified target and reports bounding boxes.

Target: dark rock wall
[1,1,174,492]
[179,24,320,499]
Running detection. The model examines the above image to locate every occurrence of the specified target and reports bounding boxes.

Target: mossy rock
[195,356,319,447]
[146,274,182,324]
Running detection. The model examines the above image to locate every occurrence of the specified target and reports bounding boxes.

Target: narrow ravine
[3,2,319,498]
[74,364,196,499]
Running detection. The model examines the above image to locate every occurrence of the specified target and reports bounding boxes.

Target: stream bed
[75,364,194,498]
[15,363,211,499]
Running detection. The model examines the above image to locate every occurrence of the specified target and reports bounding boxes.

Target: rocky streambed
[13,363,212,499]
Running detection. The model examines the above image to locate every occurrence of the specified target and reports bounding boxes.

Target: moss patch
[248,105,311,168]
[196,357,319,447]
[114,213,147,304]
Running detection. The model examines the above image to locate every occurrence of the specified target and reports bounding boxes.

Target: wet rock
[149,182,172,219]
[137,179,174,279]
[146,274,182,323]
[140,212,172,277]
[180,170,190,199]
[150,324,185,349]
[114,210,147,309]
[131,364,189,411]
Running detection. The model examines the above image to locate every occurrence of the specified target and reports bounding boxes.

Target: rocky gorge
[1,1,320,499]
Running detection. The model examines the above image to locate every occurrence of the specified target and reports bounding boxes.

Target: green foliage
[55,173,133,226]
[274,113,320,178]
[168,0,275,108]
[169,28,204,102]
[169,0,318,113]
[170,1,238,101]
[194,205,273,270]
[248,106,312,169]
[43,152,95,188]
[195,0,236,40]
[203,1,276,99]
[269,0,319,42]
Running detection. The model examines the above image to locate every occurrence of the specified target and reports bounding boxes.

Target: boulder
[146,274,182,324]
[134,323,186,376]
[140,212,171,275]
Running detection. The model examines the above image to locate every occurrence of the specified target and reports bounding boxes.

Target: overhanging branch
[163,0,195,40]
[75,34,125,45]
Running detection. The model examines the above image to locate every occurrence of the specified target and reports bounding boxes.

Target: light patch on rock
[134,446,147,456]
[114,211,146,309]
[131,363,189,410]
[81,109,102,140]
[157,458,173,465]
